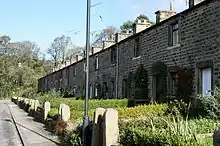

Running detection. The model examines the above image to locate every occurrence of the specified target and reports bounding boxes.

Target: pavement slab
[1,100,60,146]
[0,100,23,146]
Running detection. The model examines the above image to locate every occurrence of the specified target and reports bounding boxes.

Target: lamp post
[18,63,22,86]
[83,0,91,145]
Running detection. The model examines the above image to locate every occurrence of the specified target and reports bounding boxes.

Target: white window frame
[172,23,179,46]
[201,68,212,96]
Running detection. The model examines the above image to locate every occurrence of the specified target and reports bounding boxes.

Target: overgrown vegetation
[0,39,52,99]
[19,89,220,146]
[119,117,213,146]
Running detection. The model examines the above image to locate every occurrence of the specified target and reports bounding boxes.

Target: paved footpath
[0,100,60,146]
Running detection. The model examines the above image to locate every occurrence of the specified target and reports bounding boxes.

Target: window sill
[167,44,181,50]
[132,56,141,60]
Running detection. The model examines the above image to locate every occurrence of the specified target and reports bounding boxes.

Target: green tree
[0,35,52,98]
[0,35,11,47]
[136,14,150,22]
[120,20,134,33]
[120,14,155,33]
[47,35,71,67]
[65,45,84,60]
[93,26,118,45]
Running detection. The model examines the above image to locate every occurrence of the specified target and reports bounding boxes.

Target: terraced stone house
[38,0,220,103]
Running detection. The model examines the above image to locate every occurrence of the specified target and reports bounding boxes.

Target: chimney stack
[102,38,115,50]
[189,0,204,8]
[76,54,83,62]
[70,55,77,64]
[133,19,152,34]
[91,46,102,54]
[115,33,132,43]
[155,10,176,24]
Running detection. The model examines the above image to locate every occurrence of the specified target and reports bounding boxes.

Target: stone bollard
[44,101,51,121]
[91,108,106,146]
[61,104,70,122]
[24,99,30,111]
[28,99,35,114]
[34,100,40,111]
[103,108,119,146]
[59,103,66,115]
[17,97,21,106]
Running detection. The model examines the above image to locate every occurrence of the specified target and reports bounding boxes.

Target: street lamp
[18,63,22,86]
[83,0,91,145]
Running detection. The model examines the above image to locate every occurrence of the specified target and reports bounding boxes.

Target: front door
[153,74,166,102]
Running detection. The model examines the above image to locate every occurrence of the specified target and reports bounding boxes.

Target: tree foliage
[93,26,118,45]
[120,20,134,33]
[65,45,84,60]
[0,35,11,47]
[120,14,155,33]
[0,36,52,99]
[47,35,71,67]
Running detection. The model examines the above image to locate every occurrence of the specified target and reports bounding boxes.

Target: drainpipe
[115,42,119,99]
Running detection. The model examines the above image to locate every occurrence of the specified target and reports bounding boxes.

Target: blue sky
[0,0,187,53]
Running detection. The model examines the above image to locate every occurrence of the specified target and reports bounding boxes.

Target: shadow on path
[15,122,60,145]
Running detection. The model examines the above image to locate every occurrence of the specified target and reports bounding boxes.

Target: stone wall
[38,0,220,100]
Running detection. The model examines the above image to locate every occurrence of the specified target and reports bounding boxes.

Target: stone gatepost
[103,108,119,146]
[61,104,70,122]
[44,101,51,121]
[17,97,21,107]
[91,108,106,146]
[29,99,35,112]
[59,103,66,115]
[34,100,40,111]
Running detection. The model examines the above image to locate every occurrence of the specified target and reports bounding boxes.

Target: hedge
[50,98,128,110]
[46,98,170,122]
[117,104,169,119]
[46,98,128,122]
[119,117,214,146]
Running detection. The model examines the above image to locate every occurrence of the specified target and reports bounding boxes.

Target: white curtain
[202,68,211,96]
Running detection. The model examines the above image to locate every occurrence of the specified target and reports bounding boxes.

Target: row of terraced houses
[38,0,219,102]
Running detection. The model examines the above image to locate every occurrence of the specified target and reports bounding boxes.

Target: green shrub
[119,116,169,131]
[48,108,58,117]
[167,99,189,117]
[214,87,220,103]
[48,99,128,121]
[50,99,128,109]
[189,118,219,134]
[117,104,169,119]
[189,95,220,119]
[119,117,208,146]
[37,91,63,104]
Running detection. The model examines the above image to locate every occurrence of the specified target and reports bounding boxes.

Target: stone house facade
[38,0,219,101]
